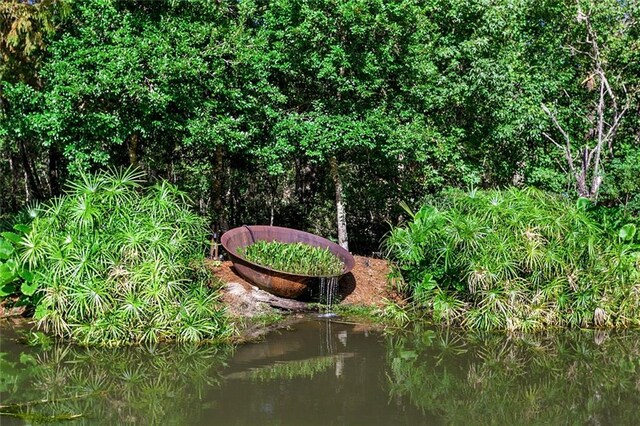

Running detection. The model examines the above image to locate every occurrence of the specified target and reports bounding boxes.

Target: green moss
[331,304,376,321]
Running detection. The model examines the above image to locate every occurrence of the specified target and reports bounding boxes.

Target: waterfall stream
[318,277,339,314]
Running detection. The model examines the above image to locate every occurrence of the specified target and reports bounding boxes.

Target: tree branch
[541,105,578,180]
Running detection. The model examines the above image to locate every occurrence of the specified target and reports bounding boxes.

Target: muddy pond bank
[212,255,399,321]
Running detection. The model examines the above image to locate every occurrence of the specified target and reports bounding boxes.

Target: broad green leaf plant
[0,227,35,298]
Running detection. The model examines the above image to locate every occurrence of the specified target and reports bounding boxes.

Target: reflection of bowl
[221,226,355,299]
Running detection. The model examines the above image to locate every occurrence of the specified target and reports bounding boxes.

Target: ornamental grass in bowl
[238,240,343,276]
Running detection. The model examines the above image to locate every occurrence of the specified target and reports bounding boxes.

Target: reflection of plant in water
[386,324,640,424]
[244,355,339,382]
[0,342,232,424]
[0,350,57,421]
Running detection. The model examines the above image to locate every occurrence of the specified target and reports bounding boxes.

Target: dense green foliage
[0,227,34,298]
[385,188,640,330]
[0,0,639,334]
[239,240,344,276]
[1,0,638,253]
[21,168,231,346]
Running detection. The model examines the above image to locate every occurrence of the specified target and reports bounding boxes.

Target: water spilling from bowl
[319,276,339,313]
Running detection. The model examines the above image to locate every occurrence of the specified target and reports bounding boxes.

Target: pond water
[1,317,640,425]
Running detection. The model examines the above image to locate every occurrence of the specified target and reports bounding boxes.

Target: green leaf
[1,232,22,244]
[0,283,17,297]
[576,197,591,210]
[0,264,16,286]
[33,304,48,321]
[18,269,34,282]
[4,258,18,271]
[400,350,418,360]
[399,201,416,219]
[619,224,637,241]
[21,280,39,296]
[19,353,37,366]
[420,274,437,291]
[13,224,30,233]
[0,239,14,260]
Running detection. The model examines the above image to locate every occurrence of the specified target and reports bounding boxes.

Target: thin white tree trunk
[329,156,349,251]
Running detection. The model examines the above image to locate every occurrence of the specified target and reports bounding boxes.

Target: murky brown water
[1,318,640,425]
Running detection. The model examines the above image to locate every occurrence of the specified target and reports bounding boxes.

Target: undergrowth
[384,187,640,331]
[20,168,233,346]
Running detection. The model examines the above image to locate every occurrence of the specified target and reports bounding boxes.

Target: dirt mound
[212,255,394,310]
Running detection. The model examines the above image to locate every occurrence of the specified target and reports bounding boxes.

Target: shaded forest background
[1,0,639,254]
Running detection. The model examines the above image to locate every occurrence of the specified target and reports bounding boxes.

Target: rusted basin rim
[221,225,355,278]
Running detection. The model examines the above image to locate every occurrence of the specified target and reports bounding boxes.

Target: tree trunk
[212,145,228,231]
[329,156,349,251]
[8,154,20,211]
[127,134,139,167]
[48,145,61,196]
[19,140,43,200]
[541,10,629,201]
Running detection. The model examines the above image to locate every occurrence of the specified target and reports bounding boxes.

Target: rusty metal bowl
[221,225,355,299]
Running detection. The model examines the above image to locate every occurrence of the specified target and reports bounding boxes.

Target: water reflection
[2,320,640,425]
[0,336,231,425]
[386,324,640,425]
[204,319,421,426]
[226,320,355,382]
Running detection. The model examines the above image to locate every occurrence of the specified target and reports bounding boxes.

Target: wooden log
[223,282,312,314]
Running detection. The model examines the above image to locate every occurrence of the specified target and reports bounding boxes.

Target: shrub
[385,187,640,331]
[0,208,39,301]
[0,227,35,299]
[21,168,231,346]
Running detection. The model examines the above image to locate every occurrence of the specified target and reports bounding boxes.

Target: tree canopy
[1,0,639,252]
